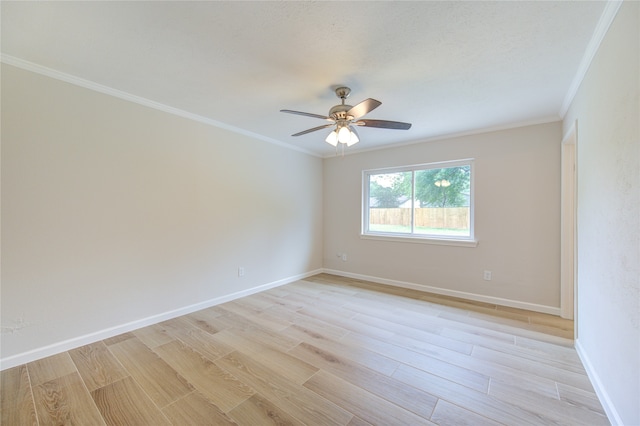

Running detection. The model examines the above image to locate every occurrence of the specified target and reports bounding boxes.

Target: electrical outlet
[483,270,492,281]
[341,253,348,262]
[238,267,245,277]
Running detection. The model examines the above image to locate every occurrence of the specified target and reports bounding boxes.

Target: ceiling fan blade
[347,98,382,119]
[291,123,334,137]
[280,109,331,120]
[355,119,412,130]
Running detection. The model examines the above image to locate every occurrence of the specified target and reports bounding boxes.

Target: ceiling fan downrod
[329,87,354,120]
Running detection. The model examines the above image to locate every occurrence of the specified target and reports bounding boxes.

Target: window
[363,159,475,245]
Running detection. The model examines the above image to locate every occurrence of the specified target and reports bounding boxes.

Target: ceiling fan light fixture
[325,130,339,146]
[346,128,359,146]
[337,125,351,144]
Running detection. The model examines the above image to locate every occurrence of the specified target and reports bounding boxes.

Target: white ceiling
[2,1,608,157]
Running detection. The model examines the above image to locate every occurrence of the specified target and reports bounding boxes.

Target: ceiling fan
[281,86,411,148]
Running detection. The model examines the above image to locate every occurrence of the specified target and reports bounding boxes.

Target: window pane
[414,166,470,237]
[368,171,412,234]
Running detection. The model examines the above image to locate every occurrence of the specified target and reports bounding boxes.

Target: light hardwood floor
[1,273,608,425]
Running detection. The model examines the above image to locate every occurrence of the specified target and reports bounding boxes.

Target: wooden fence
[369,207,469,229]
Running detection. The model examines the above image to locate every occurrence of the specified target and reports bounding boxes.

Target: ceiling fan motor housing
[329,104,354,121]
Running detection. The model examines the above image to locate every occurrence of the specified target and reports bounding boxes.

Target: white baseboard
[0,269,322,370]
[575,339,621,426]
[0,267,562,369]
[322,269,562,316]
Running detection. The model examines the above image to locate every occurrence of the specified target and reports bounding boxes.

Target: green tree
[415,166,470,207]
[369,172,411,208]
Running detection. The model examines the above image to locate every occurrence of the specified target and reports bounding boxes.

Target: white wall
[1,64,323,366]
[323,121,562,312]
[563,2,639,424]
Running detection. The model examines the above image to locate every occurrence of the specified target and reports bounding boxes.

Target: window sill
[360,233,478,247]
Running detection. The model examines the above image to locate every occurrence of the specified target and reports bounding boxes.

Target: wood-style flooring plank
[289,341,438,419]
[108,336,193,408]
[526,320,574,339]
[27,352,76,386]
[527,310,575,330]
[132,323,175,348]
[350,312,472,354]
[345,331,490,392]
[228,394,303,426]
[346,416,373,426]
[102,332,135,346]
[208,306,259,327]
[251,309,296,332]
[217,350,353,426]
[163,391,238,425]
[471,344,594,391]
[515,334,581,358]
[465,332,586,374]
[214,322,301,353]
[303,370,436,426]
[209,328,266,355]
[301,275,361,294]
[216,302,294,332]
[344,304,443,337]
[154,340,255,412]
[439,326,516,349]
[447,343,567,399]
[297,305,396,341]
[556,382,609,417]
[249,346,319,386]
[488,379,609,425]
[233,293,277,311]
[91,376,171,426]
[283,324,400,376]
[264,308,351,342]
[253,291,308,312]
[68,341,129,392]
[374,329,563,400]
[0,365,38,426]
[441,308,574,343]
[392,363,549,426]
[32,372,106,426]
[342,292,444,323]
[260,286,291,298]
[184,308,228,335]
[214,301,269,322]
[430,399,502,426]
[159,316,235,361]
[190,309,256,334]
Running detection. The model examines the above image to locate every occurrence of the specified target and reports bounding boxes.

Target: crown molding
[559,1,623,117]
[0,54,320,158]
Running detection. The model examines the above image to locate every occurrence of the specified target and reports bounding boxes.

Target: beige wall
[1,64,323,365]
[323,121,562,311]
[562,2,639,424]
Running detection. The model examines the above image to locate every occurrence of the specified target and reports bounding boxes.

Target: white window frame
[362,159,477,247]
